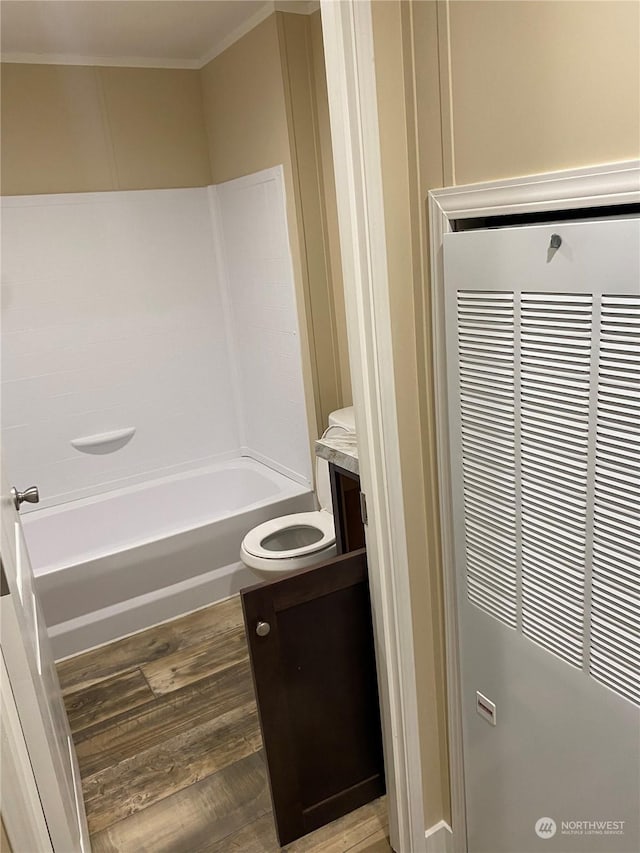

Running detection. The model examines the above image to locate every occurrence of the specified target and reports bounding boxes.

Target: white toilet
[240,407,356,579]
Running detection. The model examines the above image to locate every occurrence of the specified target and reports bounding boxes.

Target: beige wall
[1,818,12,853]
[371,0,450,829]
[309,11,352,405]
[445,0,640,185]
[282,11,352,413]
[371,0,640,830]
[200,16,289,185]
[0,64,211,194]
[201,12,349,432]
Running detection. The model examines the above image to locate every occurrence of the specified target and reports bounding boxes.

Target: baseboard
[425,820,453,853]
[48,560,260,660]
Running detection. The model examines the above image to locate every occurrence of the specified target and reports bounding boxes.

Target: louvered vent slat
[520,295,591,666]
[591,296,640,705]
[454,287,638,706]
[458,292,517,627]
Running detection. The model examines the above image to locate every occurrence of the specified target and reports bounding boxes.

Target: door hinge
[359,491,368,526]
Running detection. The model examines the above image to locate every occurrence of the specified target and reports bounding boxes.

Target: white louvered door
[444,217,640,853]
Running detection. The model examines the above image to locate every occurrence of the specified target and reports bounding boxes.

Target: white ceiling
[0,1,316,68]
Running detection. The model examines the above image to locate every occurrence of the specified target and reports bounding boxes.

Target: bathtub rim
[23,456,314,577]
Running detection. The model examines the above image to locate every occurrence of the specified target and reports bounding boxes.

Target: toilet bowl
[240,407,355,580]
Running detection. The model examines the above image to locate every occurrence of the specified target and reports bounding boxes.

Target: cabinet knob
[256,621,271,637]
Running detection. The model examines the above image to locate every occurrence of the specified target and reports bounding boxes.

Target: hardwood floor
[58,596,390,853]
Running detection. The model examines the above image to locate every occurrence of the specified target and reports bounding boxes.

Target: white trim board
[425,820,453,853]
[429,159,640,853]
[0,52,204,69]
[430,159,640,220]
[321,2,426,852]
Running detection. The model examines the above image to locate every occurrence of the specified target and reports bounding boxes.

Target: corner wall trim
[429,158,640,853]
[321,1,427,851]
[425,820,454,853]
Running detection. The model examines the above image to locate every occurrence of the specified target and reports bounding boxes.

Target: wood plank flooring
[58,596,390,853]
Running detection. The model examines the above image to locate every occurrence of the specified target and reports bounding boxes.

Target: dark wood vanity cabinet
[329,463,366,555]
[241,465,385,846]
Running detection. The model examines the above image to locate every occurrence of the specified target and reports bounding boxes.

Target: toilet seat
[242,510,335,560]
[240,410,355,579]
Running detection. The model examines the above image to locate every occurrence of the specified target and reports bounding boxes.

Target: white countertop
[314,435,359,475]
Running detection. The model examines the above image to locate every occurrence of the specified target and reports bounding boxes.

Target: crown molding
[197,1,275,68]
[0,52,201,69]
[274,1,320,12]
[1,0,320,72]
[199,0,319,68]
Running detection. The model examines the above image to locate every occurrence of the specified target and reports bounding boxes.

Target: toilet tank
[327,406,356,433]
[316,407,356,513]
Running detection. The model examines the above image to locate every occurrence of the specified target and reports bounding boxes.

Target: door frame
[321,2,427,851]
[1,649,54,853]
[429,159,640,851]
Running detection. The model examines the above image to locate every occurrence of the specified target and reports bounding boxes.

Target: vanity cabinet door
[241,548,385,846]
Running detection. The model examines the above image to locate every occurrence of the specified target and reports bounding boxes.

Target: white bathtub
[23,458,314,659]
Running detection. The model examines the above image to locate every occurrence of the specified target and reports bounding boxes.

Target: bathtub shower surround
[212,173,311,484]
[1,166,311,507]
[2,166,314,655]
[2,187,237,504]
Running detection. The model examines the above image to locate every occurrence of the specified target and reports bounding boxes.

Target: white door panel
[1,472,90,852]
[1,651,54,853]
[444,217,640,853]
[462,605,638,852]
